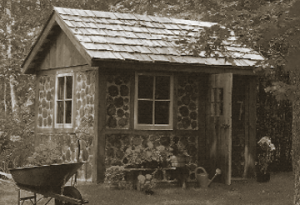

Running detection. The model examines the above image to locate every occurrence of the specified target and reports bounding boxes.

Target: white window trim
[54,73,74,129]
[134,72,174,130]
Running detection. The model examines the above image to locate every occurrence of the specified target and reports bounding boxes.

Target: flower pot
[256,172,270,183]
[170,155,189,167]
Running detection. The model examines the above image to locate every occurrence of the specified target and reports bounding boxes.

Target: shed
[22,7,263,185]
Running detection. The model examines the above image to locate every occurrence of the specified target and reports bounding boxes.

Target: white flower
[10,135,21,142]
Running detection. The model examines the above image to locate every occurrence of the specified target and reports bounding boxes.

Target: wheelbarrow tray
[9,162,83,189]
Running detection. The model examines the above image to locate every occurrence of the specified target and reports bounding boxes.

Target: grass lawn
[0,172,294,205]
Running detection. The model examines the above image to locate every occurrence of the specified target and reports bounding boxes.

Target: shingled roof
[22,7,264,74]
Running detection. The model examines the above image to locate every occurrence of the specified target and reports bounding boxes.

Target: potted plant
[256,136,276,182]
[169,141,190,167]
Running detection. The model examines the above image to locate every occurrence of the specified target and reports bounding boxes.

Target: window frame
[134,72,174,130]
[211,87,224,117]
[54,73,74,129]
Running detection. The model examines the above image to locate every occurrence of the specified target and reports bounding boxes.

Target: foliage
[27,141,63,166]
[257,76,292,172]
[169,141,189,157]
[0,90,35,171]
[104,165,126,186]
[257,136,276,174]
[124,143,171,168]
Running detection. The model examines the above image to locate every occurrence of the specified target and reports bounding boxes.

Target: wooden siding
[39,29,87,70]
[244,76,257,177]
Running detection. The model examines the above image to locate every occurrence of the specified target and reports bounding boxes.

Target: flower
[257,136,276,174]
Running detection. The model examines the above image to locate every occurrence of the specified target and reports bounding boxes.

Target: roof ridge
[53,6,217,26]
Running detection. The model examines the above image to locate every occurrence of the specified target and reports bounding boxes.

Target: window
[55,73,73,128]
[211,88,223,116]
[134,73,173,130]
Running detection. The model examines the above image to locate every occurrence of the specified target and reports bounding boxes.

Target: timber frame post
[243,76,257,178]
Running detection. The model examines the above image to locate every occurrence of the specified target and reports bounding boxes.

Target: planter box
[170,156,189,167]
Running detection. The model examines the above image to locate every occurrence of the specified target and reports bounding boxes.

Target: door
[208,73,232,185]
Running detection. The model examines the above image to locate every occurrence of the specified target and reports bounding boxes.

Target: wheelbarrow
[9,162,88,205]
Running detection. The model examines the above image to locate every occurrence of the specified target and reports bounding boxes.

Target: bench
[124,165,197,189]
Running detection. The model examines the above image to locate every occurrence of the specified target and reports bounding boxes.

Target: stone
[124,98,129,104]
[66,150,71,161]
[191,121,197,129]
[39,91,44,99]
[120,85,129,96]
[43,118,47,127]
[82,148,89,161]
[80,107,85,118]
[116,149,124,159]
[108,85,119,97]
[77,75,81,82]
[42,109,48,118]
[85,86,89,95]
[107,104,116,116]
[80,90,85,99]
[190,111,197,120]
[118,118,128,127]
[123,105,129,111]
[107,116,117,128]
[189,102,197,110]
[182,95,190,105]
[47,116,52,126]
[114,97,124,108]
[106,96,113,104]
[117,109,124,117]
[86,163,92,179]
[179,106,189,117]
[86,75,91,85]
[38,116,43,127]
[77,100,82,108]
[182,117,191,129]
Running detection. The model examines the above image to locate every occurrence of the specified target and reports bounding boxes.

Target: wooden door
[208,73,232,185]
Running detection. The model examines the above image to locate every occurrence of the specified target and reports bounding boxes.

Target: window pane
[138,100,153,124]
[57,77,64,100]
[65,101,72,123]
[155,101,169,124]
[155,76,170,99]
[66,76,73,99]
[138,75,153,99]
[219,102,223,116]
[57,101,64,123]
[211,102,215,116]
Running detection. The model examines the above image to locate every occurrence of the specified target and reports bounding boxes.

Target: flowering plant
[104,165,126,185]
[257,136,276,174]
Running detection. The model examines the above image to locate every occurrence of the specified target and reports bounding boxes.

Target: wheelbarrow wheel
[55,186,83,205]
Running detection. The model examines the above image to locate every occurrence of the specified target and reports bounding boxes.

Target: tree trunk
[291,71,300,204]
[9,76,17,113]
